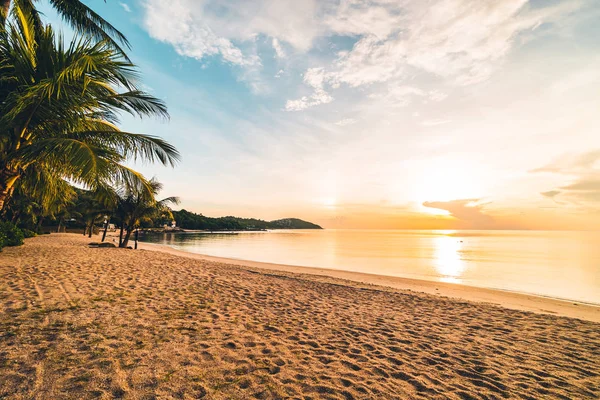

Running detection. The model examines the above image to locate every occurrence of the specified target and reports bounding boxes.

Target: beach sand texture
[1,234,599,399]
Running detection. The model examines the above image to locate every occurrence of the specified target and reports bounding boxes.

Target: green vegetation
[0,2,318,247]
[20,228,36,238]
[0,221,24,250]
[0,1,179,247]
[172,210,322,231]
[113,179,179,247]
[0,0,129,55]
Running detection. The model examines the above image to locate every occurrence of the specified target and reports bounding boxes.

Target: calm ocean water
[140,229,600,304]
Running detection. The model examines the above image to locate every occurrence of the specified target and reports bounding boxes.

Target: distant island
[172,209,323,231]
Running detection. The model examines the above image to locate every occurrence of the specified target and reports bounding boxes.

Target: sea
[139,229,600,305]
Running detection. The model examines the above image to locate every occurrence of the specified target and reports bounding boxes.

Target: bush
[21,229,37,238]
[0,222,25,250]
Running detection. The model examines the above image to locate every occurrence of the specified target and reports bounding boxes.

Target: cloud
[119,2,131,13]
[285,68,333,111]
[540,190,566,205]
[423,199,495,227]
[556,178,600,204]
[142,0,320,67]
[142,0,259,66]
[532,150,600,174]
[291,0,582,109]
[334,118,357,127]
[541,190,561,199]
[536,150,600,206]
[141,0,582,102]
[367,84,448,109]
[560,180,600,191]
[272,38,286,58]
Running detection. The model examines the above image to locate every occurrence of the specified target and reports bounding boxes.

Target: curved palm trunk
[36,217,44,233]
[0,169,19,212]
[121,227,134,248]
[11,210,21,224]
[118,224,125,247]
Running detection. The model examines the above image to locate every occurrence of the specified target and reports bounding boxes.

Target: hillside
[172,210,322,231]
[269,218,322,229]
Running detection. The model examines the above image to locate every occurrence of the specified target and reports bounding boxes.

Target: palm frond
[0,3,179,216]
[103,90,169,119]
[48,0,131,58]
[70,130,180,166]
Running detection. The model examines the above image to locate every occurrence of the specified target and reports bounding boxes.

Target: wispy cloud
[535,150,600,206]
[423,199,495,227]
[532,150,600,174]
[289,0,581,109]
[272,38,286,59]
[142,0,260,67]
[334,118,357,127]
[119,2,131,13]
[285,68,333,111]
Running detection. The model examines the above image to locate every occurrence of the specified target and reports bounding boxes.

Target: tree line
[173,209,323,231]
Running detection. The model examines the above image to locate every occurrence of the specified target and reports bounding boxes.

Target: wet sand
[1,233,599,399]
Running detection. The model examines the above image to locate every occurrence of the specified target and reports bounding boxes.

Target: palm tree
[0,8,179,211]
[1,0,129,56]
[75,189,111,238]
[2,165,76,231]
[115,179,179,248]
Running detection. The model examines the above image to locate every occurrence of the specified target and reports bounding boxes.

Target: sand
[138,242,600,323]
[1,234,599,399]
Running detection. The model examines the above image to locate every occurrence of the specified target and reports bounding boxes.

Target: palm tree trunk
[121,228,133,248]
[88,222,94,238]
[57,217,63,233]
[0,168,19,212]
[118,224,125,247]
[0,189,9,212]
[36,217,44,233]
[101,218,109,242]
[11,210,21,224]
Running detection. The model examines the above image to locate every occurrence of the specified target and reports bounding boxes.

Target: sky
[46,0,600,229]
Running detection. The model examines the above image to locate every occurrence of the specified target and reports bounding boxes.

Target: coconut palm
[1,0,129,56]
[115,178,179,248]
[4,168,76,231]
[74,188,110,237]
[0,7,179,211]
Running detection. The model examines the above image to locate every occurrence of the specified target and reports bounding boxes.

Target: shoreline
[2,233,599,399]
[137,240,600,323]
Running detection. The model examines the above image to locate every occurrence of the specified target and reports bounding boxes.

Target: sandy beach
[1,234,599,399]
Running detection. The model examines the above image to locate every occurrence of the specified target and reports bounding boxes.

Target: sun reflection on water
[433,236,466,283]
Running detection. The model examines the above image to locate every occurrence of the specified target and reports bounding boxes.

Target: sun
[321,197,338,209]
[411,160,483,204]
